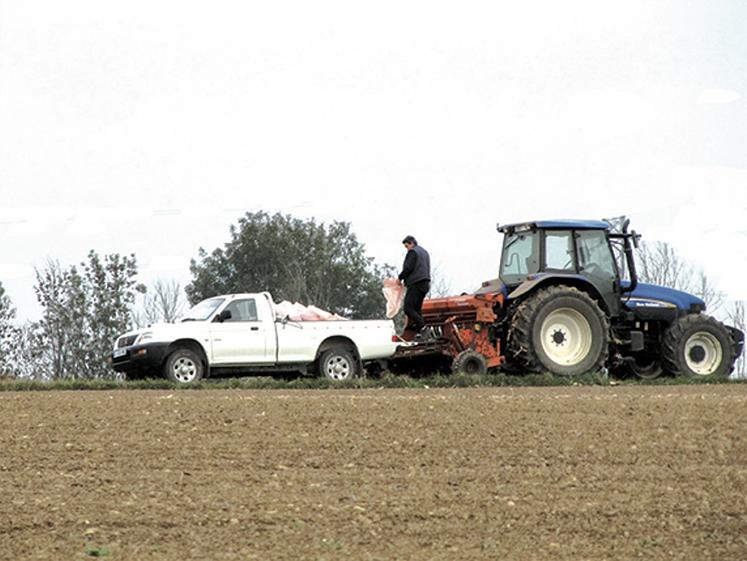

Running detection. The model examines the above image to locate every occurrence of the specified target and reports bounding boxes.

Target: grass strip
[0,372,744,392]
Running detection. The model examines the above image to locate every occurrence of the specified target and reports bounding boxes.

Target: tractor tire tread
[661,314,734,379]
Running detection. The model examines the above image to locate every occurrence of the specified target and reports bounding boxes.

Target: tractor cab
[498,220,622,316]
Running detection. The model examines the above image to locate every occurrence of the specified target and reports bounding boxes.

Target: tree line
[0,212,744,379]
[0,212,395,379]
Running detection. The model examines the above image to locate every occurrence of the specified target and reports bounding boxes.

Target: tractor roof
[498,219,610,233]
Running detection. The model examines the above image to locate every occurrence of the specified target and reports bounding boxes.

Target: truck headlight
[136,332,154,344]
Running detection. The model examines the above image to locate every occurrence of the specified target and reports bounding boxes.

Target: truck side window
[223,299,258,322]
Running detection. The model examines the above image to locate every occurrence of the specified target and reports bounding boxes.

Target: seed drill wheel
[627,354,664,380]
[452,350,488,375]
[510,285,609,376]
[662,314,734,380]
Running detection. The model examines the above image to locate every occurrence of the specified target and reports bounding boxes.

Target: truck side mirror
[214,309,232,323]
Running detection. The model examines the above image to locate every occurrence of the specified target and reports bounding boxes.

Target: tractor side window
[501,232,538,278]
[545,231,576,271]
[222,299,259,322]
[576,231,617,280]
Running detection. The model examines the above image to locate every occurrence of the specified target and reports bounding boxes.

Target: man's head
[402,235,417,250]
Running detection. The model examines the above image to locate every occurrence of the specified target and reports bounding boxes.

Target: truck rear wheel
[662,315,734,380]
[164,348,205,385]
[510,286,609,376]
[318,347,359,381]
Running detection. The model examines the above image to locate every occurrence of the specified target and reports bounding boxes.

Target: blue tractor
[495,218,743,379]
[401,218,743,379]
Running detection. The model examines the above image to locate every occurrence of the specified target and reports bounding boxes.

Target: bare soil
[1,385,746,560]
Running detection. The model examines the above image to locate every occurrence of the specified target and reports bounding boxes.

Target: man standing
[398,235,431,339]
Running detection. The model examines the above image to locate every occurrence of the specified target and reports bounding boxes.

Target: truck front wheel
[164,348,205,384]
[318,347,359,381]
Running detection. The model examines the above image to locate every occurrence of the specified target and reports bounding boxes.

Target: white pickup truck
[110,292,398,384]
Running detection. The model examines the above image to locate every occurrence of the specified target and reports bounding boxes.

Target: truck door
[209,298,274,365]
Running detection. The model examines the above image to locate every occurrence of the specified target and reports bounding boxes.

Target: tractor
[393,218,744,380]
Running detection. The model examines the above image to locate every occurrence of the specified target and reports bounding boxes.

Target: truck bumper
[110,343,170,376]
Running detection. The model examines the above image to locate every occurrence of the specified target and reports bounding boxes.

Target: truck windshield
[181,297,225,322]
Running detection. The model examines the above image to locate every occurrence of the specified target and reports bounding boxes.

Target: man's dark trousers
[404,280,430,333]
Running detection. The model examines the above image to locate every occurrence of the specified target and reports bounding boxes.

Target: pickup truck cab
[111,292,397,384]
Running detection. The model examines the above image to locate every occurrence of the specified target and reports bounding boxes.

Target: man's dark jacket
[399,245,431,286]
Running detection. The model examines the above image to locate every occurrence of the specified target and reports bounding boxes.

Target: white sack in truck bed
[273,300,349,321]
[382,278,405,319]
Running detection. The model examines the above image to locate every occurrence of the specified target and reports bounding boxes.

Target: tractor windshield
[576,230,618,282]
[500,231,540,284]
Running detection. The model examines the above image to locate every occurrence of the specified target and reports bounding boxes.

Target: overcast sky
[1,1,746,321]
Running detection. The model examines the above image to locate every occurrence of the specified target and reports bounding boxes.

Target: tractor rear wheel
[662,314,734,380]
[510,286,609,376]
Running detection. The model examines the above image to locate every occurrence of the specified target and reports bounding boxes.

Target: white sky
[1,1,746,320]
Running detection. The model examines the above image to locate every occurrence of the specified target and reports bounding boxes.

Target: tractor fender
[508,274,609,313]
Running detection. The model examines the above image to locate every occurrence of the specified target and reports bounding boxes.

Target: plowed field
[1,385,746,560]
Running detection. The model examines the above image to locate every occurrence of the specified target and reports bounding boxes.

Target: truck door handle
[251,326,259,331]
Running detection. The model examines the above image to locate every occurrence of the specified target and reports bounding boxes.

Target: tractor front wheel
[662,315,734,380]
[510,286,609,376]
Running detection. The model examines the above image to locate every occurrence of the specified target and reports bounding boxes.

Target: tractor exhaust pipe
[620,218,639,294]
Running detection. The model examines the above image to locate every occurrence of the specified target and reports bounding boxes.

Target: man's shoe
[399,330,416,342]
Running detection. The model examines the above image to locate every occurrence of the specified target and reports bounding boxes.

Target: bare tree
[691,270,725,315]
[136,279,187,326]
[635,241,724,312]
[636,241,693,292]
[429,263,453,298]
[728,301,746,379]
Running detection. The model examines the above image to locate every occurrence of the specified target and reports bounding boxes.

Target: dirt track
[1,385,746,560]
